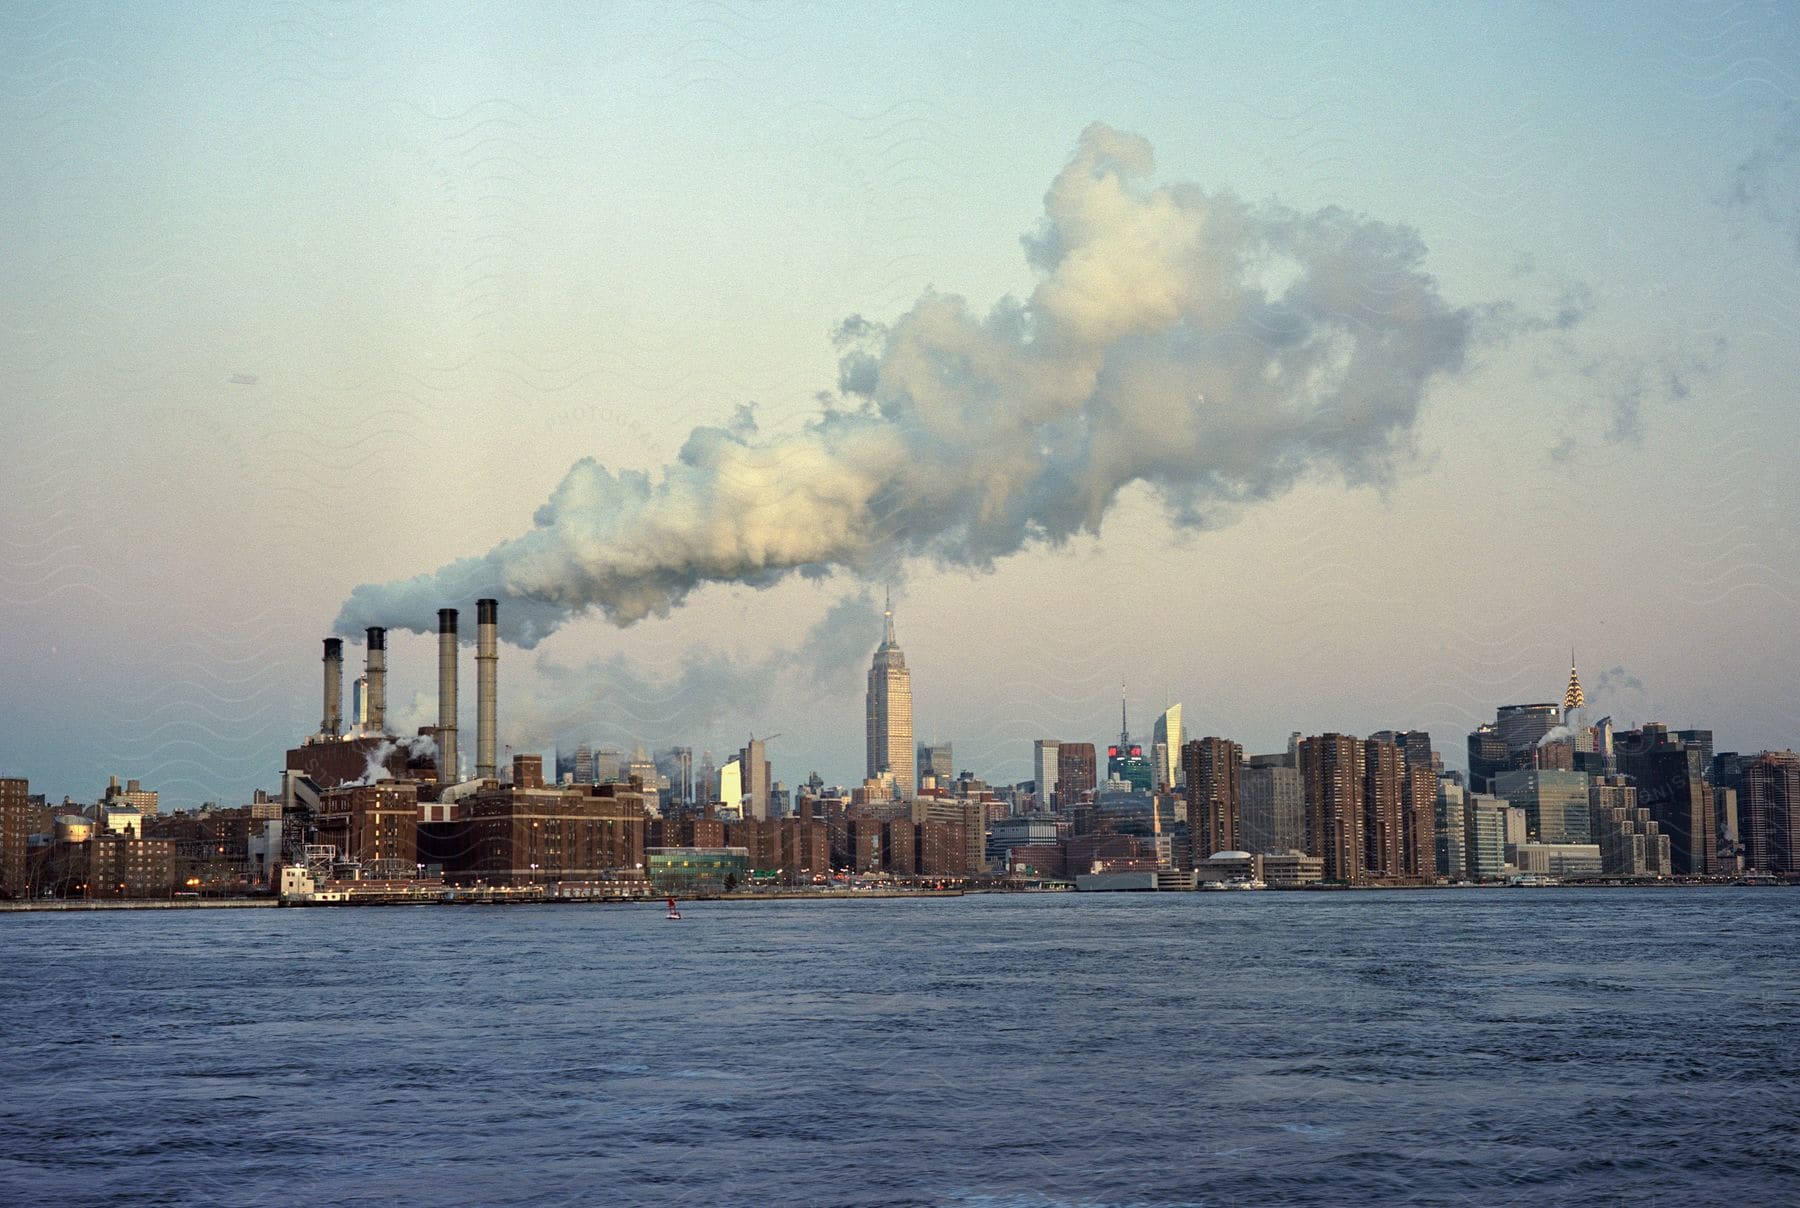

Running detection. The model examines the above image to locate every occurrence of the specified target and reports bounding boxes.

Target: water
[2,889,1796,1206]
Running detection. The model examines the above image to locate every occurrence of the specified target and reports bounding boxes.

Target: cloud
[335,122,1473,647]
[1730,105,1800,255]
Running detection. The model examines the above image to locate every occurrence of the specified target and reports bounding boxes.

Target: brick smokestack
[476,598,498,779]
[321,638,343,736]
[437,608,458,781]
[365,626,387,733]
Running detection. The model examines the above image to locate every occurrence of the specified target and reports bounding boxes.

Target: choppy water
[2,888,1796,1206]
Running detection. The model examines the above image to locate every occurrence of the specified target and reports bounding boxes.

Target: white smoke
[336,123,1472,647]
[1538,725,1575,747]
[342,735,437,787]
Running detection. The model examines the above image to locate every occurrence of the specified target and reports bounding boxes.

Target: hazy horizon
[4,4,1798,807]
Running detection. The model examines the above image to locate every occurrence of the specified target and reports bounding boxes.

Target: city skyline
[4,7,1799,809]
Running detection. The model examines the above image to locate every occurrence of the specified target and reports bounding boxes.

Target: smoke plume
[344,735,437,787]
[336,123,1471,646]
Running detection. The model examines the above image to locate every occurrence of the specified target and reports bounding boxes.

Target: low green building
[646,846,749,894]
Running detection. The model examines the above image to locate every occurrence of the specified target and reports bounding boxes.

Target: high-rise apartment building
[1404,764,1438,880]
[866,600,915,800]
[0,777,28,899]
[1362,738,1406,879]
[1299,734,1364,882]
[1181,737,1242,858]
[1741,751,1799,874]
[1371,729,1436,878]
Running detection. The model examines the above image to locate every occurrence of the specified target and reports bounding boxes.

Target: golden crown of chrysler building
[1563,652,1585,716]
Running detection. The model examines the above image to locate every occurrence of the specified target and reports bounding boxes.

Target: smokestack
[365,626,387,734]
[437,608,459,782]
[476,598,497,780]
[321,638,343,736]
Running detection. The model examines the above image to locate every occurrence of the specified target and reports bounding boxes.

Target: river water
[2,888,1795,1205]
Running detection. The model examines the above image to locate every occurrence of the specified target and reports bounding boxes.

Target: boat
[665,896,682,920]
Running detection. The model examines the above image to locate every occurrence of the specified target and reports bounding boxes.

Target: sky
[3,2,1798,807]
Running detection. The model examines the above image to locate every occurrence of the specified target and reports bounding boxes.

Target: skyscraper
[1240,753,1305,854]
[866,597,915,800]
[1492,768,1593,844]
[1182,737,1242,858]
[1435,778,1466,879]
[1152,704,1183,791]
[1057,743,1097,809]
[1299,734,1365,883]
[1107,690,1152,792]
[1614,724,1716,875]
[1373,729,1436,879]
[917,742,954,790]
[740,737,772,821]
[1033,740,1060,811]
[1563,654,1585,718]
[1363,737,1406,879]
[1741,751,1799,874]
[1496,703,1563,753]
[1467,724,1510,794]
[1463,792,1508,880]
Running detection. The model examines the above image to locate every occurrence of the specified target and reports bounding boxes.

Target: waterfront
[3,889,1795,1205]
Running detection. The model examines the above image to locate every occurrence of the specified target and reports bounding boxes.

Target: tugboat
[665,896,682,920]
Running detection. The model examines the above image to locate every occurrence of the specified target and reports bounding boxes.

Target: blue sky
[3,3,1797,805]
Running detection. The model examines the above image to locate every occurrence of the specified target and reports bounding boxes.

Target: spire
[1119,683,1130,747]
[1563,651,1585,715]
[883,588,896,647]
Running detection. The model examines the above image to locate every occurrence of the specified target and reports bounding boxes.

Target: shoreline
[1,878,1790,912]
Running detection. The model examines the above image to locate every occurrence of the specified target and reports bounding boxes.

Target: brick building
[0,777,28,899]
[316,781,421,877]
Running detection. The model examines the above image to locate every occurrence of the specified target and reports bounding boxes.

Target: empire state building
[866,598,915,798]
